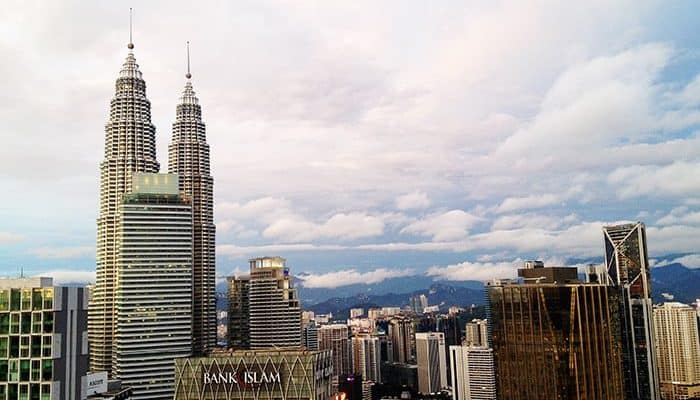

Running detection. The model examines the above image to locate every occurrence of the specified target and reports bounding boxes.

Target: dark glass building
[487,265,625,399]
[603,222,660,400]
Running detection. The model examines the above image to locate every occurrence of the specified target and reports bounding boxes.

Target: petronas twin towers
[89,31,216,390]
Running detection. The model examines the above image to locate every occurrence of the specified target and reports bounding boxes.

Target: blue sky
[1,1,700,287]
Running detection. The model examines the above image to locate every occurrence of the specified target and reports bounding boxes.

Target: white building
[112,173,193,400]
[351,334,381,382]
[654,302,700,400]
[415,332,447,394]
[449,345,496,400]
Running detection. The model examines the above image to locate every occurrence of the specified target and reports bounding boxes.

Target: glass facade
[487,282,624,400]
[0,288,55,400]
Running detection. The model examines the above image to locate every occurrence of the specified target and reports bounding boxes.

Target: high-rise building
[604,222,661,400]
[227,275,250,350]
[449,345,496,400]
[653,302,700,400]
[338,374,363,400]
[248,257,302,349]
[318,324,351,378]
[0,277,89,400]
[350,308,364,319]
[410,295,428,314]
[90,36,160,375]
[168,44,216,355]
[463,319,488,347]
[388,317,414,364]
[303,322,319,351]
[351,334,381,382]
[487,264,625,400]
[415,332,447,394]
[112,173,193,400]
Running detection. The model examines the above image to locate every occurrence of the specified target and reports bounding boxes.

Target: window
[30,336,40,358]
[9,337,18,358]
[21,313,31,334]
[0,314,8,334]
[41,336,51,358]
[8,360,19,382]
[31,290,42,311]
[20,291,31,311]
[0,360,8,381]
[10,290,20,311]
[30,360,40,382]
[19,360,29,382]
[41,360,52,381]
[41,313,52,334]
[19,337,29,358]
[0,337,7,358]
[10,314,19,334]
[40,384,50,400]
[42,290,52,310]
[0,290,9,312]
[31,313,41,334]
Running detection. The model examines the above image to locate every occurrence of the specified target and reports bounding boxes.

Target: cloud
[608,161,700,199]
[0,232,23,244]
[495,186,583,213]
[35,270,95,284]
[426,260,519,282]
[491,213,577,230]
[656,207,700,226]
[263,212,385,242]
[395,192,431,210]
[668,254,700,269]
[299,268,415,289]
[31,246,94,259]
[400,210,480,241]
[217,243,347,257]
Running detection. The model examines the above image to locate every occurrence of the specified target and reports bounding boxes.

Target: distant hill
[215,260,700,313]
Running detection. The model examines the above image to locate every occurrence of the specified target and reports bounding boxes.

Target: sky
[1,1,700,288]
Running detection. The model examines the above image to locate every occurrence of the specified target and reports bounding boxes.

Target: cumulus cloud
[656,207,700,226]
[400,210,480,241]
[495,186,583,213]
[217,243,347,257]
[263,212,385,242]
[491,213,577,230]
[608,162,700,199]
[426,260,519,281]
[396,192,431,210]
[299,268,415,289]
[31,246,94,259]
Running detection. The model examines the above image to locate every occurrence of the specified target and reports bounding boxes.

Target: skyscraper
[653,302,700,400]
[227,275,250,350]
[90,34,159,375]
[168,43,216,355]
[463,319,488,347]
[604,222,661,400]
[388,317,414,364]
[318,324,351,378]
[248,257,302,349]
[351,334,381,382]
[415,332,447,394]
[487,264,625,400]
[450,345,496,400]
[111,173,193,400]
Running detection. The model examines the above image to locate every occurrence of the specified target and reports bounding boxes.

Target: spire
[128,8,134,50]
[186,41,192,79]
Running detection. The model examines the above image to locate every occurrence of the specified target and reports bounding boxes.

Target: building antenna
[128,8,134,50]
[186,41,192,79]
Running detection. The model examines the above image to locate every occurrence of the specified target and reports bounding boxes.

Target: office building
[463,319,488,347]
[487,264,625,399]
[318,325,351,377]
[227,275,250,350]
[415,332,447,394]
[653,302,700,400]
[449,345,496,400]
[380,363,418,393]
[90,35,160,375]
[112,173,193,400]
[173,349,333,400]
[604,222,661,400]
[351,335,381,382]
[388,317,414,364]
[248,257,302,349]
[168,51,216,355]
[0,277,88,400]
[410,295,428,314]
[303,322,319,351]
[350,308,364,319]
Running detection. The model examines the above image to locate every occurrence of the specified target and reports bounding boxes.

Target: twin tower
[88,33,216,397]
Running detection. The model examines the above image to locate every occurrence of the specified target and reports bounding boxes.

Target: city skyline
[2,1,700,288]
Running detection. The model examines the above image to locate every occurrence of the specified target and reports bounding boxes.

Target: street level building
[173,349,333,400]
[112,173,193,400]
[0,277,88,400]
[653,302,700,400]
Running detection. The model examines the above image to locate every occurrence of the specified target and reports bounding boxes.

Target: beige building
[415,332,447,394]
[318,324,351,377]
[654,302,700,400]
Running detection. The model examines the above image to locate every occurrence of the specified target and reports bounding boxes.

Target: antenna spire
[186,41,192,79]
[128,8,134,50]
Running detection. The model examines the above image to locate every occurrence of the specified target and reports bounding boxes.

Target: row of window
[0,335,52,359]
[0,313,53,335]
[0,290,53,313]
[0,359,53,383]
[0,380,52,399]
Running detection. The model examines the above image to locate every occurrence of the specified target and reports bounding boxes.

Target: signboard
[81,371,108,399]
